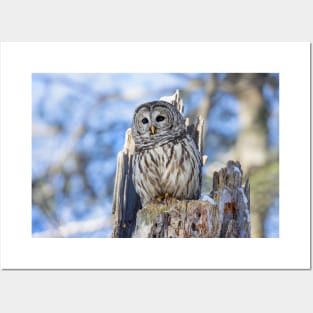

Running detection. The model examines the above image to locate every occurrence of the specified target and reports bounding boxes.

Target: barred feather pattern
[131,100,201,207]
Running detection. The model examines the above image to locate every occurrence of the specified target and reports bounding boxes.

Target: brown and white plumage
[131,100,201,207]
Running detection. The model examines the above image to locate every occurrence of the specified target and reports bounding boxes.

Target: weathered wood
[133,199,220,238]
[112,129,141,237]
[133,160,250,238]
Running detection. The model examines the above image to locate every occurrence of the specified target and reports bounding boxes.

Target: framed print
[0,42,310,269]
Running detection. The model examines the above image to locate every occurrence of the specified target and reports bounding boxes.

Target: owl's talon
[156,194,165,202]
[156,192,171,203]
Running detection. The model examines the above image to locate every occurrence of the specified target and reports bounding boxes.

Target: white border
[0,42,310,269]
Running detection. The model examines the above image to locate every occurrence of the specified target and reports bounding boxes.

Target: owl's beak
[150,124,156,135]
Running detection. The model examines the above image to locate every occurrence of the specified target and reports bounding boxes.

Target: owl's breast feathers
[132,134,201,206]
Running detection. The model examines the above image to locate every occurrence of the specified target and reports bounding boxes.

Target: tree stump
[112,90,250,238]
[133,161,250,238]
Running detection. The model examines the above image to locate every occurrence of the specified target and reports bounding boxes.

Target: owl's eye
[156,115,165,122]
[142,118,149,124]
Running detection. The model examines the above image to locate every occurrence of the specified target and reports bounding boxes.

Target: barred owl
[131,100,201,207]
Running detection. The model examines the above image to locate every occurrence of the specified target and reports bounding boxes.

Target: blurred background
[32,73,279,238]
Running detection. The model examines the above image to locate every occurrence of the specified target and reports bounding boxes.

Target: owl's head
[131,100,186,149]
